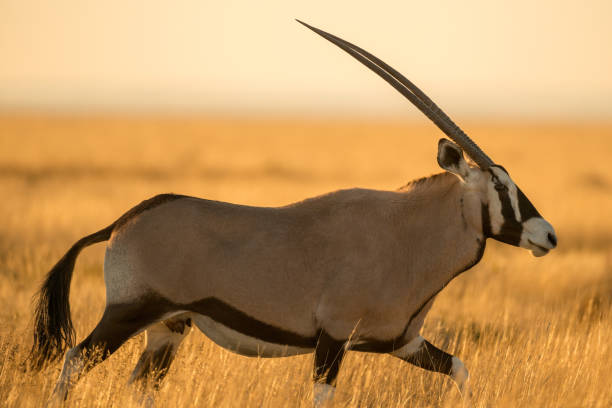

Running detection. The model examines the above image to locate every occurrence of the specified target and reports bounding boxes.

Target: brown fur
[113,193,186,231]
[104,171,485,342]
[35,156,554,404]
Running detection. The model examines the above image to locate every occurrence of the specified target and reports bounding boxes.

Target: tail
[28,224,115,371]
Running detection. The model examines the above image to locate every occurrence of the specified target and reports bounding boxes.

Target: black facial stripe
[493,187,522,246]
[488,166,541,222]
[496,222,522,246]
[486,168,522,246]
[496,187,516,221]
[516,187,541,221]
[493,176,523,246]
[481,203,492,237]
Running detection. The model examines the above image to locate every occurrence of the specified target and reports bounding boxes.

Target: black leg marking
[70,299,168,377]
[394,339,471,398]
[402,340,453,375]
[50,302,162,402]
[313,331,346,386]
[185,297,315,348]
[79,310,153,362]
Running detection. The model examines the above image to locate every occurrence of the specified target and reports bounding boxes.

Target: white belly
[192,314,313,358]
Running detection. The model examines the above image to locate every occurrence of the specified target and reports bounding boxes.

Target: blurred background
[1,2,612,407]
[1,0,611,119]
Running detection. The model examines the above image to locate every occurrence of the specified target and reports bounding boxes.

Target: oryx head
[436,138,556,256]
[299,20,557,256]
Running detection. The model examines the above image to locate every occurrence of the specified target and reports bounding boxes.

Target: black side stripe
[105,294,315,349]
[184,297,315,348]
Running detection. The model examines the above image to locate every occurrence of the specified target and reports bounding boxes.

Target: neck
[395,172,486,318]
[399,172,484,241]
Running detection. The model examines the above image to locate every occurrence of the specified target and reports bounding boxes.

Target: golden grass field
[0,114,611,407]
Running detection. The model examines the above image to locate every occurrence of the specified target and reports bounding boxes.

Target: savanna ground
[0,115,611,407]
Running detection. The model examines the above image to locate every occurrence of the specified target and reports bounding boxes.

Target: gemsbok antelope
[29,21,557,406]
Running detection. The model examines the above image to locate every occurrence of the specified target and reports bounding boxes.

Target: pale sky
[1,0,611,119]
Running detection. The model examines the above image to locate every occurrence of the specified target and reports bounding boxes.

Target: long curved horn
[297,19,494,169]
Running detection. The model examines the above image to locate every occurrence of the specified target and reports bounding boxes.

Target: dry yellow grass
[0,114,611,407]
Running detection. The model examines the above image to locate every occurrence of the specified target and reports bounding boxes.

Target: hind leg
[128,314,192,387]
[51,301,165,402]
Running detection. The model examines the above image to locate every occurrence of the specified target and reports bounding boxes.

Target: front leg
[312,331,346,407]
[391,336,471,399]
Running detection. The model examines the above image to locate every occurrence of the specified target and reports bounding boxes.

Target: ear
[437,138,470,181]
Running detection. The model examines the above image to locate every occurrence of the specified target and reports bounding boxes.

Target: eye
[495,183,508,192]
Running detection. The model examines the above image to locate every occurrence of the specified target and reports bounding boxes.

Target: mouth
[528,239,550,257]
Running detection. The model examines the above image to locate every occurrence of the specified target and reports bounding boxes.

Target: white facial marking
[487,175,504,234]
[488,167,521,233]
[520,217,556,257]
[491,168,521,222]
[510,190,521,222]
[313,383,336,407]
[451,356,471,397]
[390,335,424,359]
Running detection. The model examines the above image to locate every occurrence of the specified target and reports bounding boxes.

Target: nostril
[548,233,557,248]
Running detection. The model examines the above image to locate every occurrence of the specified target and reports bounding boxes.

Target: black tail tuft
[28,225,114,371]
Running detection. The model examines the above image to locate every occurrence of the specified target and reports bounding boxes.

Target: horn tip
[295,19,318,33]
